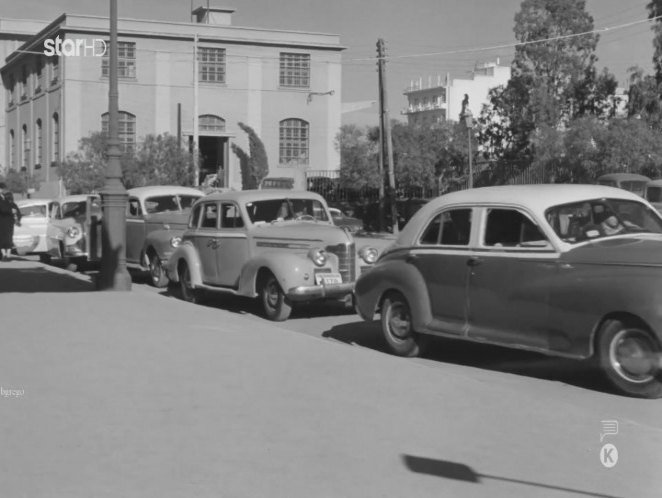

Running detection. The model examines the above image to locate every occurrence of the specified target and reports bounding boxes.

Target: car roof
[646,179,662,187]
[597,172,651,182]
[127,186,204,200]
[17,198,53,206]
[197,189,327,204]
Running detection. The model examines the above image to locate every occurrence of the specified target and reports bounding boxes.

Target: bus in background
[596,172,651,197]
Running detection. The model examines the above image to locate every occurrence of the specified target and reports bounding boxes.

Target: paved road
[4,258,661,497]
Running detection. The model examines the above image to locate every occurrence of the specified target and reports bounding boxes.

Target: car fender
[143,228,180,262]
[354,258,432,328]
[166,241,203,286]
[238,251,319,297]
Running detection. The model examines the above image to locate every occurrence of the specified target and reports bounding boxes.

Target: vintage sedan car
[645,179,662,214]
[12,198,62,260]
[52,194,103,268]
[354,184,662,398]
[125,186,204,287]
[329,207,363,233]
[166,190,380,321]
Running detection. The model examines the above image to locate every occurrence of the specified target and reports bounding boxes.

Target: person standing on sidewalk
[0,183,19,261]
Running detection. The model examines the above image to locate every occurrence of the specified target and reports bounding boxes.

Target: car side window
[220,203,244,229]
[419,208,472,246]
[189,204,202,228]
[484,208,549,248]
[127,198,142,217]
[48,202,60,219]
[200,203,219,229]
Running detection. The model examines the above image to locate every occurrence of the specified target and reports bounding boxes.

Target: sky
[0,0,657,126]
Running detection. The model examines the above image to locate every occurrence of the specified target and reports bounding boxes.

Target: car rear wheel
[597,319,662,398]
[178,262,200,304]
[148,252,169,288]
[381,291,427,357]
[260,272,292,321]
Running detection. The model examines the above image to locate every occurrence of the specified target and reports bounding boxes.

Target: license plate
[315,273,342,285]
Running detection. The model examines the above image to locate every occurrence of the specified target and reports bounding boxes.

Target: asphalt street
[1,257,661,498]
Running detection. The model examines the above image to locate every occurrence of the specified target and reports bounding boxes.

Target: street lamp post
[463,108,474,189]
[97,0,131,291]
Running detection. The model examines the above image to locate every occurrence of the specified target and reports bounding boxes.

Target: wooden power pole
[377,39,399,235]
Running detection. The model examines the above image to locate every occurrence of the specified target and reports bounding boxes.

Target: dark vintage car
[125,186,204,287]
[596,172,650,197]
[166,190,381,321]
[328,207,363,233]
[354,184,662,398]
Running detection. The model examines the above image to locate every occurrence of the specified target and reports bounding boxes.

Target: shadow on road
[0,262,93,293]
[402,455,623,498]
[324,320,613,395]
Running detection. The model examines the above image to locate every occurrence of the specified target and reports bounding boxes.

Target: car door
[215,202,250,288]
[466,207,558,349]
[408,207,474,335]
[125,196,145,264]
[192,201,220,284]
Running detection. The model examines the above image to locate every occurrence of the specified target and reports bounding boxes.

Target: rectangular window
[198,47,226,84]
[102,112,136,153]
[102,41,136,78]
[279,53,310,88]
[419,209,472,246]
[279,119,309,165]
[50,57,59,85]
[35,120,43,166]
[52,114,60,164]
[35,59,44,93]
[20,65,29,100]
[7,77,15,106]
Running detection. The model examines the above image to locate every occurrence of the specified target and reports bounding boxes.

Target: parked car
[645,179,662,213]
[125,186,204,287]
[328,207,363,233]
[596,172,650,197]
[50,194,103,268]
[359,198,430,232]
[354,184,662,398]
[166,190,381,321]
[12,198,62,261]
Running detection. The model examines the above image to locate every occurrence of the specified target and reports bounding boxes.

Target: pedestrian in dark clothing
[0,183,20,261]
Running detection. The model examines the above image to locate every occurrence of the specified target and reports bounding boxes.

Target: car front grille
[326,242,355,283]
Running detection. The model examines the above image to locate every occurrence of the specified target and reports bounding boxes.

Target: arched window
[199,114,225,132]
[35,119,43,167]
[279,118,309,165]
[22,124,29,169]
[9,130,15,169]
[102,111,136,153]
[52,112,59,164]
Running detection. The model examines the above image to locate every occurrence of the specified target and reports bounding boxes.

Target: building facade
[1,8,344,194]
[403,60,511,126]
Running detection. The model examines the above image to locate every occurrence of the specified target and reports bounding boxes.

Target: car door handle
[467,256,482,267]
[405,254,418,264]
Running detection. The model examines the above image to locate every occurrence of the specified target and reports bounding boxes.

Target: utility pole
[376,39,399,234]
[98,0,131,291]
[193,33,200,186]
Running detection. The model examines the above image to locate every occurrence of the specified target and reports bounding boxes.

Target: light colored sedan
[12,199,62,260]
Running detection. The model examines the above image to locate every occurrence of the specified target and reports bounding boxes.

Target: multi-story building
[403,60,511,126]
[0,18,48,176]
[1,7,343,194]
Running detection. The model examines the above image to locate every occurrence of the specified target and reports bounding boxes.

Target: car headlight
[308,248,327,267]
[359,246,379,264]
[170,236,182,248]
[67,226,81,238]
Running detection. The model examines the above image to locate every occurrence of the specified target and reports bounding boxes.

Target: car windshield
[144,195,199,214]
[245,198,330,223]
[19,204,47,217]
[545,198,662,243]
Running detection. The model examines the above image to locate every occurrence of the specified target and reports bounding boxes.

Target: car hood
[144,212,189,227]
[564,235,662,266]
[251,221,352,245]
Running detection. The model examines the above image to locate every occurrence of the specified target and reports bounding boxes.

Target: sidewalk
[0,258,660,498]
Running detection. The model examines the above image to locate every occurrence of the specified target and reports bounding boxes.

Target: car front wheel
[178,262,200,304]
[260,272,292,321]
[148,252,169,288]
[381,291,427,357]
[597,319,662,398]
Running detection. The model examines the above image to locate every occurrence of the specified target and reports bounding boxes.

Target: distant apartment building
[403,60,511,126]
[1,7,344,193]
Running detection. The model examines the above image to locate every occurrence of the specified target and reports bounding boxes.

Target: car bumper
[13,234,40,255]
[287,282,354,301]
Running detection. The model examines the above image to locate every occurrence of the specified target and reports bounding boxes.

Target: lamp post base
[97,180,132,291]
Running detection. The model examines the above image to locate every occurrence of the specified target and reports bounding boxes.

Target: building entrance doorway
[190,135,229,187]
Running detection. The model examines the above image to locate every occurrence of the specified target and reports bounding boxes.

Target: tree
[230,122,269,190]
[59,132,109,194]
[0,169,41,196]
[480,0,615,170]
[123,133,195,188]
[335,124,381,189]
